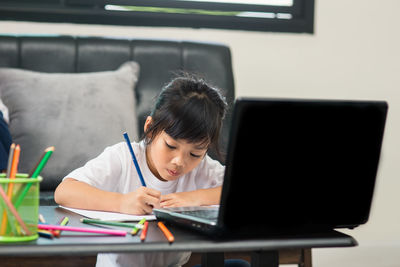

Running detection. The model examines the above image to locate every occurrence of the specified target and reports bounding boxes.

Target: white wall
[1,0,399,266]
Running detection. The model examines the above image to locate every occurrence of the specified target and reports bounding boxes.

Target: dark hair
[144,74,227,158]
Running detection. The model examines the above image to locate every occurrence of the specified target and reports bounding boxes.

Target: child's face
[146,131,208,182]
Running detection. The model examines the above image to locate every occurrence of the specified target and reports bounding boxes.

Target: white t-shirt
[65,140,225,267]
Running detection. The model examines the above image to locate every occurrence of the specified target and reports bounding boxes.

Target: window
[0,0,314,33]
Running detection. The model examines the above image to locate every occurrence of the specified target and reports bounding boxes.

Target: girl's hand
[119,186,161,215]
[160,191,201,208]
[160,187,222,208]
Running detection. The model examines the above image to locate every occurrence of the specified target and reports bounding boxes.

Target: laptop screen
[220,98,387,232]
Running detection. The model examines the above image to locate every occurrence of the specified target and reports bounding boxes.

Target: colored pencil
[28,149,47,177]
[8,144,20,181]
[31,146,54,178]
[157,221,174,243]
[14,146,54,209]
[130,218,146,235]
[5,143,15,178]
[80,218,143,229]
[140,221,149,241]
[6,144,20,199]
[38,214,46,223]
[1,144,18,235]
[37,224,127,236]
[123,132,146,187]
[38,229,54,239]
[53,216,69,237]
[0,186,31,236]
[0,201,9,235]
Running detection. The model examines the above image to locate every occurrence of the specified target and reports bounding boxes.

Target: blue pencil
[123,132,146,187]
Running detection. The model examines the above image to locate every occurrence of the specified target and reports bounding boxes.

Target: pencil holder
[0,173,42,242]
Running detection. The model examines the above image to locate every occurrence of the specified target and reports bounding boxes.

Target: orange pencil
[140,221,149,241]
[7,144,20,197]
[0,144,20,234]
[157,222,174,243]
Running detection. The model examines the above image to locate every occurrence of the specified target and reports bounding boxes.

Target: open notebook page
[59,206,156,221]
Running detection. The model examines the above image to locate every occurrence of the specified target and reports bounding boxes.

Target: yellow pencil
[131,218,146,235]
[53,216,69,237]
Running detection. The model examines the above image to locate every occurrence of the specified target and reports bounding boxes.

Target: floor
[312,243,400,267]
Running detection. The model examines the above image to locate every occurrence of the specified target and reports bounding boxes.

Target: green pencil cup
[0,173,42,242]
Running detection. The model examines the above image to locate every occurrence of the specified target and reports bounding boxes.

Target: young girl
[54,74,228,267]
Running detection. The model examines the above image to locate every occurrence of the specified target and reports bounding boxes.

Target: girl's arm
[54,178,161,214]
[159,186,222,208]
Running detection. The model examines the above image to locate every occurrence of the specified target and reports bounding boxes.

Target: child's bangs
[164,97,219,147]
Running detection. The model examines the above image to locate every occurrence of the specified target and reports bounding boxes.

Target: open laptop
[153,98,388,237]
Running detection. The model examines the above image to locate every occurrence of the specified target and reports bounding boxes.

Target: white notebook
[59,205,156,221]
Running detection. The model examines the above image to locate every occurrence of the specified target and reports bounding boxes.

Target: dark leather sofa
[0,35,235,205]
[0,35,313,267]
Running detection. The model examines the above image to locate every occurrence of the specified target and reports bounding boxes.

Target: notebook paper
[59,206,156,221]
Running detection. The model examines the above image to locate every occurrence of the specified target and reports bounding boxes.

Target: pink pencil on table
[37,224,127,236]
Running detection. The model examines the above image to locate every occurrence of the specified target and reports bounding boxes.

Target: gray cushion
[0,61,140,191]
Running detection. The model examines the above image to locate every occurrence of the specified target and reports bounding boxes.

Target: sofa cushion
[0,61,140,191]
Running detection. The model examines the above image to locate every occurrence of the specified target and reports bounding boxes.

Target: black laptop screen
[220,98,387,232]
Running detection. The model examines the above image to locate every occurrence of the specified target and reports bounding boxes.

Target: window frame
[0,0,315,33]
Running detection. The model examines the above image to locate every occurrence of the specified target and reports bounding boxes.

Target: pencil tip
[45,146,55,152]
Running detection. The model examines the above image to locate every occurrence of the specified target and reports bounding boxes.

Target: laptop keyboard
[180,209,219,220]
